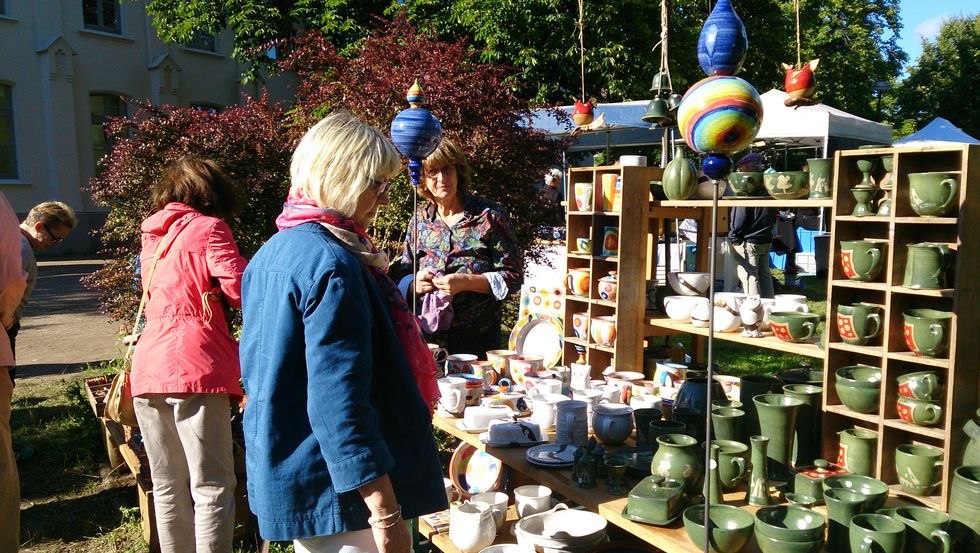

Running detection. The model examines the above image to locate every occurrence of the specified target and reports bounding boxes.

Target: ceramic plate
[449,443,504,494]
[525,444,577,468]
[509,315,564,368]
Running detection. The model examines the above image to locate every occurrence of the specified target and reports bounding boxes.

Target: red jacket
[131,202,247,398]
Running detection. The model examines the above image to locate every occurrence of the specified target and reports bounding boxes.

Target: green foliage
[894,15,980,138]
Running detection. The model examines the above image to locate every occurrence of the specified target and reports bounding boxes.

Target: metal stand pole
[702,177,720,549]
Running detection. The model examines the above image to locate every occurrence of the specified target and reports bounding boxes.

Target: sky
[897,0,977,69]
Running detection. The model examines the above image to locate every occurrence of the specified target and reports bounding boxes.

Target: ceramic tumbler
[601,173,618,211]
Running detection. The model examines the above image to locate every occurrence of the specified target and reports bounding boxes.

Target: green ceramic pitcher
[903,243,953,289]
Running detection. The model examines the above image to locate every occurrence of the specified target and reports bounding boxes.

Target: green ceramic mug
[850,513,906,553]
[903,242,953,289]
[768,311,821,343]
[896,396,943,426]
[908,172,959,216]
[840,240,885,281]
[895,444,943,496]
[896,371,941,401]
[893,506,952,553]
[902,308,953,358]
[836,302,883,346]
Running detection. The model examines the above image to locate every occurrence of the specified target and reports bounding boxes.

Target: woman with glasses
[130,156,248,553]
[395,138,523,358]
[240,112,445,552]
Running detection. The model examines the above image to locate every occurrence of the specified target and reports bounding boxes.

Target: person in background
[240,112,445,553]
[9,202,77,374]
[0,192,26,553]
[540,168,563,204]
[728,153,776,298]
[396,138,523,357]
[131,156,248,553]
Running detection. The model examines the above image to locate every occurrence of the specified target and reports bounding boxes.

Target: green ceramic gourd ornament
[663,144,698,200]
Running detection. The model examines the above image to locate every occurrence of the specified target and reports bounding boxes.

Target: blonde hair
[290,112,401,217]
[419,138,472,203]
[25,201,77,229]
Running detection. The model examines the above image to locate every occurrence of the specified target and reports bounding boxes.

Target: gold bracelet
[368,506,403,529]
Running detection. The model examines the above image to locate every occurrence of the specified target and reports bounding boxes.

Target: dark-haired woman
[131,155,248,553]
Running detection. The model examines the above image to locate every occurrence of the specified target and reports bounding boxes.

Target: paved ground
[16,259,123,379]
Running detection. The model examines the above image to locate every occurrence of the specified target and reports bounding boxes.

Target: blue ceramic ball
[697,0,748,76]
[390,108,443,160]
[702,154,734,181]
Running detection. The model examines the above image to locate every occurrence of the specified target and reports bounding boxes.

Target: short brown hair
[420,138,472,203]
[25,201,77,229]
[153,156,239,217]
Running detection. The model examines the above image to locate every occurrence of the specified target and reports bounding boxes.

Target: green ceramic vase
[651,433,702,495]
[753,394,803,482]
[806,157,834,198]
[663,144,698,200]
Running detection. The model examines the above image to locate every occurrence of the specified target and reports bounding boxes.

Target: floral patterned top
[398,194,523,353]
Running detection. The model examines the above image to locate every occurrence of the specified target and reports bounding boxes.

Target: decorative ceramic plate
[449,443,505,495]
[509,315,564,368]
[525,444,577,468]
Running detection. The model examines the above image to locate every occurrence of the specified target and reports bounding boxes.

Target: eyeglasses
[43,223,67,244]
[368,177,390,196]
[424,166,456,179]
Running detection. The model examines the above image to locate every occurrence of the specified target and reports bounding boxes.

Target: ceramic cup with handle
[892,506,952,553]
[449,501,496,553]
[897,371,941,401]
[836,302,883,346]
[902,309,953,358]
[896,396,943,426]
[908,172,959,217]
[895,443,944,496]
[437,376,468,417]
[447,353,478,375]
[514,484,552,518]
[840,239,885,282]
[849,513,906,553]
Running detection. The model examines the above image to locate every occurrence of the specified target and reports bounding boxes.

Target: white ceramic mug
[528,393,567,429]
[514,484,552,518]
[447,353,479,375]
[437,376,468,417]
[508,355,545,386]
[774,293,810,313]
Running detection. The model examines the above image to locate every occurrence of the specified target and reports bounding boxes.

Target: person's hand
[371,521,412,553]
[432,273,473,296]
[414,268,437,294]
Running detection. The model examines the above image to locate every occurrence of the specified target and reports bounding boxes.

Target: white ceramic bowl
[663,296,709,322]
[667,272,711,296]
[690,302,742,332]
[619,155,647,166]
[515,506,608,551]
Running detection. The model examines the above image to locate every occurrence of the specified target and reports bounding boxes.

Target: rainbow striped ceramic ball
[677,75,763,154]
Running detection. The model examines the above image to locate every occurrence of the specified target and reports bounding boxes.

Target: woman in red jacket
[131,156,248,553]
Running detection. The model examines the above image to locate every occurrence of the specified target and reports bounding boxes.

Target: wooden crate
[83,375,112,418]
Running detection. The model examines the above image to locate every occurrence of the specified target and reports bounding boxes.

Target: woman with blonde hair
[131,155,248,552]
[240,111,445,552]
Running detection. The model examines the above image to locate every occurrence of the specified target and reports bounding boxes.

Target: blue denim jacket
[240,223,446,541]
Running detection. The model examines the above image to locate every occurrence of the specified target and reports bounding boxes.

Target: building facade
[0,0,290,253]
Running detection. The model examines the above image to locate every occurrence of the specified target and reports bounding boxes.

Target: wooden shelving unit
[821,144,979,512]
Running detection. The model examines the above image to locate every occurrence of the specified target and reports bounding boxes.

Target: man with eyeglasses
[11,202,77,370]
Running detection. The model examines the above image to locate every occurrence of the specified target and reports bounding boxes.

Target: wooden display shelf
[830,279,888,291]
[659,198,834,208]
[888,484,942,511]
[824,404,881,425]
[893,216,959,225]
[646,317,825,358]
[826,342,885,357]
[881,418,948,440]
[888,287,955,298]
[834,215,891,223]
[885,352,950,369]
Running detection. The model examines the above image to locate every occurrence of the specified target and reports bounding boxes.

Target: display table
[431,412,914,553]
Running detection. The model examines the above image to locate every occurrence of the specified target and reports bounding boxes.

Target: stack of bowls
[835,365,881,413]
[822,474,890,511]
[754,505,826,553]
[683,504,754,553]
[514,505,607,553]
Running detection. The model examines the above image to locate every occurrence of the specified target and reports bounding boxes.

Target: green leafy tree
[894,15,980,138]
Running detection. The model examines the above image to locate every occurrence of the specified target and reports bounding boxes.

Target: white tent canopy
[755,89,893,156]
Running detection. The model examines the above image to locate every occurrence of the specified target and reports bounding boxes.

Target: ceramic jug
[592,403,634,446]
[837,427,878,477]
[662,144,698,200]
[651,433,703,495]
[449,502,496,553]
[903,243,953,290]
[964,408,980,466]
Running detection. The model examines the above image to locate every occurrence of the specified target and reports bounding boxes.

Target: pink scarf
[276,189,440,414]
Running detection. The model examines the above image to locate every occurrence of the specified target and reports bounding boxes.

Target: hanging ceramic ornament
[390,80,443,185]
[572,97,597,126]
[677,76,763,155]
[696,0,748,76]
[783,59,819,107]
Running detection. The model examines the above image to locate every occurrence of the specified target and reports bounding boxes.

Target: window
[90,94,124,168]
[0,84,17,179]
[83,0,121,34]
[0,1,6,15]
[186,31,216,52]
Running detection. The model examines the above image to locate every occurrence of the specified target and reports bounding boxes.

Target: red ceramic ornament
[572,97,596,126]
[781,59,819,107]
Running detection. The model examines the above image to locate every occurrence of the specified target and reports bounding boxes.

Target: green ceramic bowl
[683,504,755,553]
[835,366,882,413]
[754,505,826,542]
[822,474,890,511]
[764,171,810,200]
[754,531,825,553]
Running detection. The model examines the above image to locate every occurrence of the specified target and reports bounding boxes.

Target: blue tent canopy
[528,100,666,152]
[894,117,979,145]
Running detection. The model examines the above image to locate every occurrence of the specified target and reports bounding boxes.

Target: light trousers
[134,393,236,553]
[0,369,18,553]
[294,523,412,553]
[733,241,774,298]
